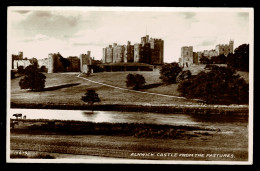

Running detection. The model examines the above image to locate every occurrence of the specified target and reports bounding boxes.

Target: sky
[8,7,252,63]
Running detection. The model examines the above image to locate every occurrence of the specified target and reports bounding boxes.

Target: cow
[13,113,22,119]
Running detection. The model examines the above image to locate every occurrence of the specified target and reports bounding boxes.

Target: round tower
[48,53,54,73]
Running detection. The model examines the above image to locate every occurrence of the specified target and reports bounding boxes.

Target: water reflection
[8,108,248,127]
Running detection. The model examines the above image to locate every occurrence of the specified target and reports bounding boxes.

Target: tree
[199,56,212,64]
[81,89,101,112]
[227,44,249,71]
[159,62,182,84]
[177,66,248,104]
[126,74,146,90]
[19,65,46,91]
[211,54,227,64]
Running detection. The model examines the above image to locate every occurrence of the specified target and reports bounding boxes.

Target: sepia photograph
[6,6,253,164]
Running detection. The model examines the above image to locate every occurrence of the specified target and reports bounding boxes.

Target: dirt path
[77,73,188,99]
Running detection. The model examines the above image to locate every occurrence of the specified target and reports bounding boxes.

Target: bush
[177,66,249,104]
[159,62,182,84]
[126,74,146,90]
[19,65,46,91]
[39,66,48,72]
[176,70,192,83]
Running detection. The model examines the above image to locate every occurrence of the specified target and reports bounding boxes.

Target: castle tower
[134,43,141,62]
[180,46,193,67]
[102,48,107,63]
[18,51,23,60]
[80,52,92,73]
[229,40,234,54]
[141,35,149,46]
[48,53,55,73]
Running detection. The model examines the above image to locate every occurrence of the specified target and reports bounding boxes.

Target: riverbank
[11,102,249,115]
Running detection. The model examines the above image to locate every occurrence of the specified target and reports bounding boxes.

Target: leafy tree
[126,74,146,90]
[177,66,248,104]
[81,89,101,112]
[159,62,182,84]
[211,54,227,64]
[227,44,249,71]
[19,65,46,91]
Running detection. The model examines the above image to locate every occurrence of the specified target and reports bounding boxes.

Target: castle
[179,40,234,67]
[12,51,95,73]
[102,35,164,65]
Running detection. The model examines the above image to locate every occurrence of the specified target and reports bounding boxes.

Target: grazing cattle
[13,113,22,119]
[23,115,26,119]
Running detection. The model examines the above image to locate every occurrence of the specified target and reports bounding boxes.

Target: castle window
[187,52,188,55]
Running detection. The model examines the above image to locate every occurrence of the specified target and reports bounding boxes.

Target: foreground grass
[10,119,248,161]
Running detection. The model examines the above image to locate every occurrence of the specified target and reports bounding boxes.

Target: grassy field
[11,65,249,107]
[11,71,198,106]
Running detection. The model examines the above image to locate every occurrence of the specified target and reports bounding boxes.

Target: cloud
[12,10,81,39]
[14,10,31,14]
[196,39,217,46]
[181,12,196,19]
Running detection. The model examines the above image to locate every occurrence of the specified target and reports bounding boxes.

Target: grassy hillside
[10,64,249,106]
[11,72,197,106]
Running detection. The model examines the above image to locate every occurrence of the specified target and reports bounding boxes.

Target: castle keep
[102,35,164,65]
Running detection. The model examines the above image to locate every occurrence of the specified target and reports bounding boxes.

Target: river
[9,108,248,128]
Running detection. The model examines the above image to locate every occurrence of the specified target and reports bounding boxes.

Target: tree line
[199,44,249,72]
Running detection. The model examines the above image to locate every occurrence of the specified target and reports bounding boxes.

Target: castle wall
[67,56,80,72]
[38,58,49,68]
[113,45,125,63]
[13,60,31,69]
[48,53,64,73]
[134,43,141,62]
[215,40,234,56]
[106,45,113,63]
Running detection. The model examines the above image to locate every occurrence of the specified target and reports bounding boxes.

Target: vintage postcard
[6,7,253,164]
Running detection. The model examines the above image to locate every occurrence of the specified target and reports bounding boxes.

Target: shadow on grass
[44,83,80,91]
[140,83,164,90]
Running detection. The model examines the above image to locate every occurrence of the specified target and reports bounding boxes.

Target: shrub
[126,74,146,90]
[176,70,192,83]
[159,62,182,84]
[177,66,249,104]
